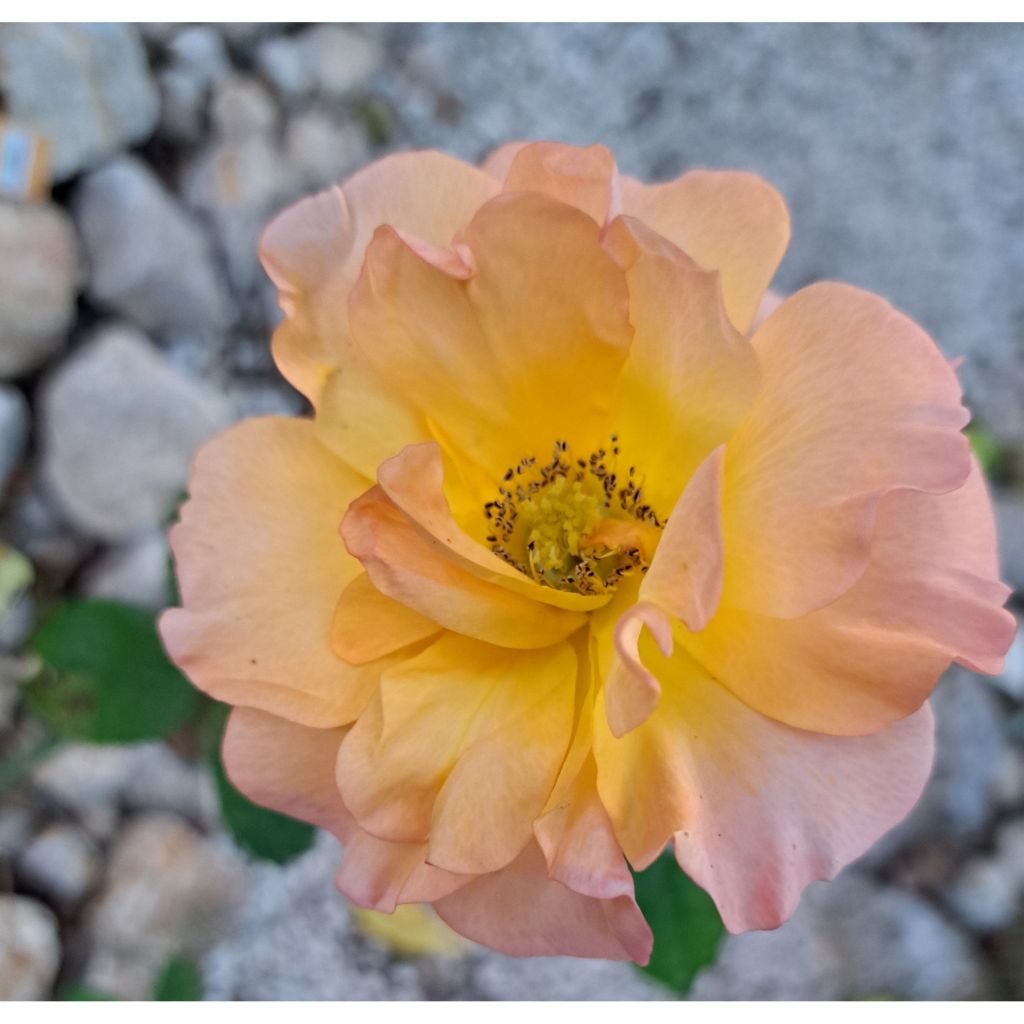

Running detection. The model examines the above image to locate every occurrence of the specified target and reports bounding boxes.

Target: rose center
[484,437,665,595]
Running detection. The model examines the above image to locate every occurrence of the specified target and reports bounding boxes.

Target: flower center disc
[484,438,665,595]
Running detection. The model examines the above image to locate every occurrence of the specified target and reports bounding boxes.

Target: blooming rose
[160,142,1015,963]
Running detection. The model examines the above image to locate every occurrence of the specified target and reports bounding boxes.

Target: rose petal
[620,169,790,333]
[160,418,374,727]
[504,141,619,224]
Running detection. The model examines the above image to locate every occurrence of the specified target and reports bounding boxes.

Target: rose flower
[160,142,1015,963]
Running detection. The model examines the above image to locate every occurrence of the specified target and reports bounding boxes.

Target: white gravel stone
[0,386,29,495]
[210,75,279,144]
[17,824,99,913]
[0,24,158,181]
[994,495,1024,595]
[0,203,81,380]
[40,323,230,541]
[83,813,246,999]
[74,157,232,338]
[80,533,172,610]
[692,871,988,1000]
[474,953,670,1001]
[0,895,61,999]
[257,26,382,106]
[285,110,369,192]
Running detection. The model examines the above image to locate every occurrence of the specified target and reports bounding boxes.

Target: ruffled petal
[722,282,971,620]
[341,485,588,648]
[435,840,652,964]
[348,191,633,490]
[160,418,374,727]
[669,684,935,933]
[603,216,761,517]
[331,572,441,665]
[222,706,351,839]
[337,634,575,874]
[687,460,1013,738]
[260,151,499,402]
[620,169,790,333]
[502,141,619,225]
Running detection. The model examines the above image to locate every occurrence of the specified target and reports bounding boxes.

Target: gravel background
[1,22,1023,1001]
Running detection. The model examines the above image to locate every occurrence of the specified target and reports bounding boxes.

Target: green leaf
[208,708,315,865]
[966,423,1007,479]
[25,600,199,743]
[632,854,726,994]
[153,954,203,1001]
[57,985,118,1000]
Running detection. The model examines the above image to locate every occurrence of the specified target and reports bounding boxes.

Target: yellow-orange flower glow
[160,142,1015,962]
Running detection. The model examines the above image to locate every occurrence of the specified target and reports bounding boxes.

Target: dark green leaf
[153,954,203,1001]
[57,985,117,1000]
[632,853,726,994]
[26,600,199,743]
[209,712,315,865]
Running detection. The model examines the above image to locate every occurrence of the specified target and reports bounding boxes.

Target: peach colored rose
[160,142,1015,963]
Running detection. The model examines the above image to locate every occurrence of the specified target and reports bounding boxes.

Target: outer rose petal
[603,602,673,739]
[222,707,469,912]
[669,687,935,934]
[722,282,971,620]
[594,643,935,915]
[260,151,499,403]
[620,169,790,333]
[349,191,633,490]
[160,419,375,727]
[503,141,619,225]
[337,634,575,874]
[435,840,652,964]
[480,140,528,180]
[687,463,1014,738]
[603,217,761,516]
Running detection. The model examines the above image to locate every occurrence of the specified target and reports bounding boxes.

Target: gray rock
[860,668,1009,866]
[994,625,1024,702]
[0,895,61,999]
[0,487,91,584]
[0,24,158,181]
[17,824,99,913]
[692,871,988,1000]
[74,157,232,337]
[0,804,33,861]
[156,29,232,144]
[284,110,369,192]
[39,324,230,541]
[80,533,172,610]
[210,75,279,144]
[256,26,382,107]
[32,741,213,825]
[946,818,1024,932]
[0,386,29,496]
[0,591,35,652]
[995,493,1024,595]
[474,953,669,1001]
[0,202,81,380]
[167,26,232,88]
[83,813,246,999]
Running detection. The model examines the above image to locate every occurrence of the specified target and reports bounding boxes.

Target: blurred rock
[0,24,158,181]
[692,871,988,999]
[183,78,288,295]
[0,804,33,862]
[211,74,278,143]
[155,28,231,146]
[285,110,368,191]
[0,386,29,496]
[83,813,245,999]
[861,669,1009,867]
[256,26,382,107]
[0,487,91,584]
[474,953,668,1001]
[80,533,171,610]
[74,157,231,337]
[168,26,232,88]
[994,745,1024,809]
[0,895,61,999]
[0,591,35,652]
[40,324,229,541]
[946,818,1024,933]
[0,203,81,380]
[17,824,99,914]
[33,741,212,825]
[995,493,1024,595]
[994,625,1024,702]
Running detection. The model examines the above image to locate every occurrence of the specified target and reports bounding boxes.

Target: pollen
[484,437,665,594]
